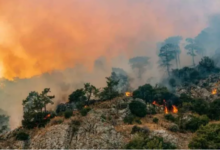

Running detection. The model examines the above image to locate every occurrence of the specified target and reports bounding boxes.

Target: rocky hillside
[0,97,194,149]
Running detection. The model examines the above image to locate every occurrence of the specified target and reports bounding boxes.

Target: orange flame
[172,105,178,113]
[212,89,217,95]
[43,114,51,120]
[125,92,132,97]
[84,105,88,108]
[152,101,163,107]
[164,106,168,114]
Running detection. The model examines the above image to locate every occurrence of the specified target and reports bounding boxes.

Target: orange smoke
[0,0,215,80]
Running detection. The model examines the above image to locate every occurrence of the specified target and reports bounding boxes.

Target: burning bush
[129,101,147,117]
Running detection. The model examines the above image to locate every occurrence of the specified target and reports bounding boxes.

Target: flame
[125,92,132,97]
[152,101,163,107]
[212,89,217,95]
[172,105,178,113]
[43,114,51,120]
[84,105,88,108]
[164,106,168,114]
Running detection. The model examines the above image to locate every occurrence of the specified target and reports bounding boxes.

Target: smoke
[0,0,220,129]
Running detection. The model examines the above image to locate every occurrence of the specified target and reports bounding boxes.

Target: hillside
[0,97,195,149]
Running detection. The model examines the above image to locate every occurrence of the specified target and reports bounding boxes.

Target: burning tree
[22,88,55,129]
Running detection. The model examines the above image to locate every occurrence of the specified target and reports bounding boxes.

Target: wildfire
[152,101,163,106]
[152,99,178,114]
[84,105,88,108]
[125,92,132,97]
[43,114,51,120]
[212,89,217,95]
[164,106,168,114]
[172,105,178,113]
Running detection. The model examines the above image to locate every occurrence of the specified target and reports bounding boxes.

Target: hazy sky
[0,0,220,129]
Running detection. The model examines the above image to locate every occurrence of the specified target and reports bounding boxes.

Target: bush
[208,99,220,120]
[116,103,128,110]
[185,115,209,132]
[135,118,142,124]
[131,126,150,135]
[64,110,73,119]
[129,101,147,117]
[153,117,159,124]
[124,114,135,124]
[164,114,176,122]
[80,107,91,116]
[69,89,86,103]
[168,124,179,132]
[125,135,176,149]
[188,123,220,149]
[22,111,52,129]
[16,131,29,141]
[192,99,209,115]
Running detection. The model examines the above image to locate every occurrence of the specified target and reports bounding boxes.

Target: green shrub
[129,101,147,117]
[80,107,91,116]
[164,114,176,122]
[135,118,142,124]
[16,132,29,141]
[153,117,159,124]
[125,135,176,149]
[22,111,52,129]
[208,99,220,120]
[185,115,209,132]
[192,99,209,115]
[64,110,73,119]
[124,114,135,124]
[188,123,220,149]
[168,124,179,132]
[101,114,107,121]
[131,126,150,135]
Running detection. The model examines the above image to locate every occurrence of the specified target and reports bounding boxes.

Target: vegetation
[125,134,176,149]
[189,123,220,149]
[64,110,73,119]
[22,89,55,129]
[0,114,9,134]
[80,107,91,116]
[153,117,159,124]
[69,89,86,103]
[123,114,136,124]
[185,115,209,132]
[99,76,120,100]
[129,101,147,117]
[131,126,150,134]
[16,131,29,141]
[164,114,176,122]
